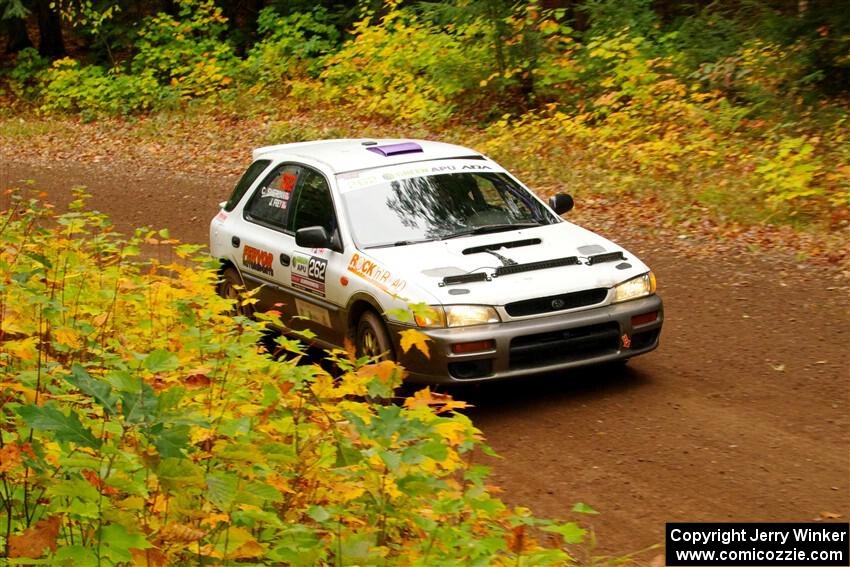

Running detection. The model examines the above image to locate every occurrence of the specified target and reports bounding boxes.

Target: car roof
[251,138,485,174]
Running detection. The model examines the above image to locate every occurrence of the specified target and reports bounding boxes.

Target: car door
[283,167,348,348]
[238,163,302,321]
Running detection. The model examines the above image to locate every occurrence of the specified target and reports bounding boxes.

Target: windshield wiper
[366,238,434,249]
[440,222,541,240]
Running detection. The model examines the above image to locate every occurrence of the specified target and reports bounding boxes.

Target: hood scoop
[440,272,490,287]
[587,251,626,265]
[462,238,541,255]
[495,256,580,277]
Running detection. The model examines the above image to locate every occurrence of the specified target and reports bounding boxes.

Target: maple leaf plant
[0,188,588,565]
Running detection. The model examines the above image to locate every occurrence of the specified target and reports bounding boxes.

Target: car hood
[361,221,650,306]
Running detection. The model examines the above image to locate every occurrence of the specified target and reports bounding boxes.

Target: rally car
[209,139,662,383]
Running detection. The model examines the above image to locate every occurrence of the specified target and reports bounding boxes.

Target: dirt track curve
[2,159,848,561]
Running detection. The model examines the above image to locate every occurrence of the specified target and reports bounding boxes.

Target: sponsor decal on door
[243,245,274,276]
[291,254,327,297]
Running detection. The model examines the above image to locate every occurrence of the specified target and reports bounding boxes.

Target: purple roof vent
[366,142,423,157]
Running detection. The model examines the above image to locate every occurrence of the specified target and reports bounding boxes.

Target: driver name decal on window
[243,245,274,276]
[291,254,327,297]
[260,186,291,210]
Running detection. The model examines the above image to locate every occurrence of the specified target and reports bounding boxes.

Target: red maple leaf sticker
[281,173,297,192]
[621,334,631,349]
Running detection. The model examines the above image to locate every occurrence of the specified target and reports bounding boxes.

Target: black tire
[355,311,394,361]
[218,266,254,318]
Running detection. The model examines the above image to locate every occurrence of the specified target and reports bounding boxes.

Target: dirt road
[2,160,848,560]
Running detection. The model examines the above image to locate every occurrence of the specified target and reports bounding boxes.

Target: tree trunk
[35,0,65,58]
[4,16,33,54]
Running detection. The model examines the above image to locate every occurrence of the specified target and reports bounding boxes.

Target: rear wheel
[218,266,254,318]
[355,311,394,361]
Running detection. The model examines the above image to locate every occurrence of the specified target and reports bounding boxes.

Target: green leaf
[379,449,401,472]
[47,478,100,502]
[571,502,599,515]
[244,480,283,503]
[157,457,205,490]
[307,505,330,522]
[338,533,376,565]
[105,370,140,393]
[143,349,179,373]
[543,521,587,544]
[18,403,100,448]
[100,523,151,563]
[418,440,448,461]
[153,424,189,457]
[156,386,185,414]
[54,545,98,565]
[207,473,239,510]
[121,384,158,424]
[25,251,52,269]
[66,364,117,415]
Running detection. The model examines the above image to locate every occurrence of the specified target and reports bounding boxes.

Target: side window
[288,169,337,236]
[244,165,301,229]
[224,159,270,212]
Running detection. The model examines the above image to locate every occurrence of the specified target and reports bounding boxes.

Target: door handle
[231,235,240,248]
[279,253,290,267]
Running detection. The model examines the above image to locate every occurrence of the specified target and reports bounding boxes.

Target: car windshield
[339,170,558,248]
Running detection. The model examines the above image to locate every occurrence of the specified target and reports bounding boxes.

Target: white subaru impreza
[210,139,662,383]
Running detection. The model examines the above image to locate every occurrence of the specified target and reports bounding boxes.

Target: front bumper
[389,295,663,384]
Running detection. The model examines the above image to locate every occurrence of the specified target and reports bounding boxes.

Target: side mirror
[295,226,331,249]
[549,193,574,215]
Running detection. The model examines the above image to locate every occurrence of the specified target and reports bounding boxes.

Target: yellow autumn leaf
[335,483,366,502]
[1,381,38,404]
[399,328,431,358]
[201,512,230,527]
[3,337,39,361]
[435,420,469,446]
[1,312,27,335]
[223,527,265,559]
[54,327,82,348]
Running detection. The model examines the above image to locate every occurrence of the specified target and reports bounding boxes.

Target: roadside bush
[6,47,49,100]
[320,4,490,124]
[132,0,238,100]
[244,6,341,85]
[0,190,587,564]
[39,59,169,115]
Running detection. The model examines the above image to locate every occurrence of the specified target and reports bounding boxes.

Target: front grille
[505,288,608,317]
[509,322,620,369]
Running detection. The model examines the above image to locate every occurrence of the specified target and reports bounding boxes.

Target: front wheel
[355,311,394,361]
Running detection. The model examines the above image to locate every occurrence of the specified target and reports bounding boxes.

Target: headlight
[445,305,500,327]
[612,272,656,303]
[415,305,500,328]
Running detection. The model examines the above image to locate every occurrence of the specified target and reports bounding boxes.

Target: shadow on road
[440,363,653,418]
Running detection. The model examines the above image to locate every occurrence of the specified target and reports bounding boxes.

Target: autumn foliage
[0,190,591,564]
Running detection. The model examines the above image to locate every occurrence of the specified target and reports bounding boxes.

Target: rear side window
[244,165,302,230]
[224,159,270,212]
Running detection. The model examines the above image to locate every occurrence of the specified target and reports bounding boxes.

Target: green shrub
[244,7,341,85]
[320,4,490,124]
[132,0,238,100]
[0,190,586,565]
[7,47,49,99]
[39,59,169,115]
